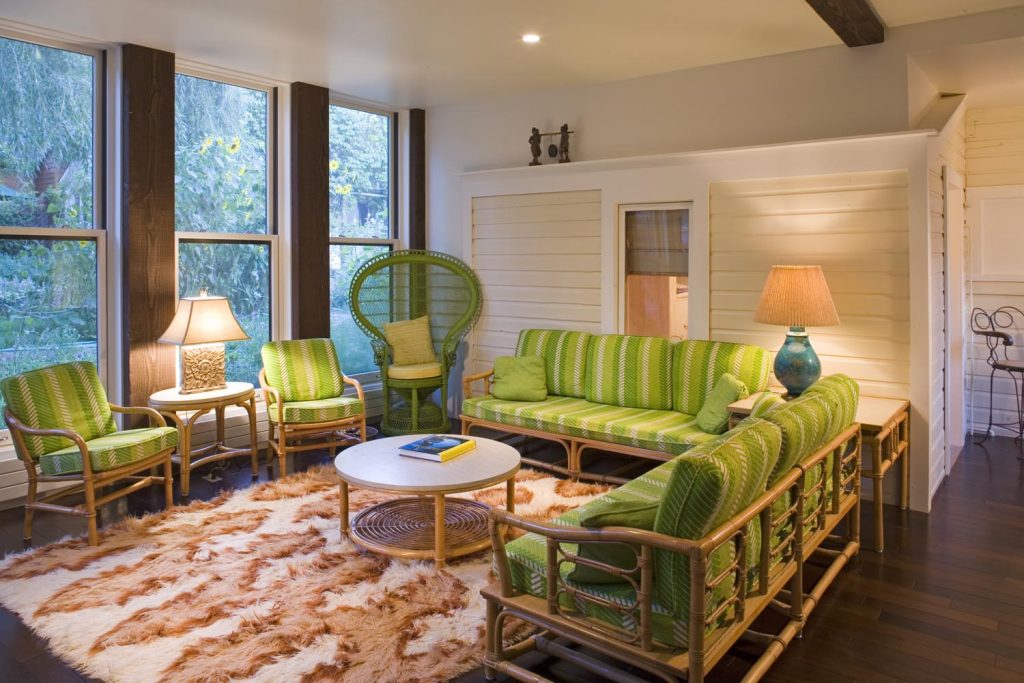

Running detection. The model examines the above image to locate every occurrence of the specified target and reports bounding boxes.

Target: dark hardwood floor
[0,435,1022,682]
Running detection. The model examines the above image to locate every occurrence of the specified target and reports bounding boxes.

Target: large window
[0,35,102,427]
[175,72,274,386]
[328,104,395,375]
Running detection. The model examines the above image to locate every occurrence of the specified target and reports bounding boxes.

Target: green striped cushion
[585,335,674,410]
[672,341,771,416]
[803,374,860,441]
[0,361,116,460]
[515,329,592,398]
[462,395,715,453]
[653,418,782,641]
[750,392,786,418]
[261,339,345,402]
[39,426,177,476]
[763,393,835,486]
[269,396,363,424]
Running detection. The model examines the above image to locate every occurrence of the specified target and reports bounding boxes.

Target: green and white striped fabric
[672,341,771,416]
[261,339,345,402]
[750,392,786,418]
[803,374,860,441]
[763,393,835,486]
[269,396,364,424]
[462,395,715,453]
[0,362,116,461]
[38,426,178,476]
[515,329,592,399]
[652,418,782,643]
[584,335,674,411]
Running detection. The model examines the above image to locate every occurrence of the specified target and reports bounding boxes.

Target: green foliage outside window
[329,106,389,239]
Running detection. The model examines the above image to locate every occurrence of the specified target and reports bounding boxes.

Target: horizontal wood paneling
[709,170,910,399]
[470,190,602,374]
[966,106,1024,188]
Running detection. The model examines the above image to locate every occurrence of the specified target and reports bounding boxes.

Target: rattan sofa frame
[482,422,862,683]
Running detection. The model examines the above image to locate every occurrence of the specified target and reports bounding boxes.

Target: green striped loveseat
[482,373,863,683]
[461,329,770,481]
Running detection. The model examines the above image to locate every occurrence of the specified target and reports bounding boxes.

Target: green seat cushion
[672,340,771,415]
[653,418,782,642]
[39,427,178,476]
[585,334,674,410]
[461,396,716,452]
[261,339,346,402]
[382,315,438,366]
[695,372,749,434]
[0,361,116,461]
[269,396,364,424]
[492,355,547,402]
[515,329,592,399]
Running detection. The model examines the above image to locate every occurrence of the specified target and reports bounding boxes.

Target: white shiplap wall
[965,106,1024,438]
[709,170,911,400]
[470,190,602,373]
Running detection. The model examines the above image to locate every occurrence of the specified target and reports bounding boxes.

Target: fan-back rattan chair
[971,306,1024,447]
[349,250,482,435]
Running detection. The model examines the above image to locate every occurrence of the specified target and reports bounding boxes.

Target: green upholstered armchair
[0,361,176,546]
[349,250,482,435]
[259,338,366,476]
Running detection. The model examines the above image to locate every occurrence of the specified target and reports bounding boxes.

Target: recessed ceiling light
[522,33,541,44]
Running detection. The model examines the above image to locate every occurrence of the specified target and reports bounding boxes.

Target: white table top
[149,381,254,407]
[335,434,521,494]
[728,391,909,430]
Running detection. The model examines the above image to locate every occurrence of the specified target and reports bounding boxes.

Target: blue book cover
[399,435,475,460]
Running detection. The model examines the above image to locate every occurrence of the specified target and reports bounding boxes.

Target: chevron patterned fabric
[260,339,345,403]
[39,427,178,476]
[584,334,675,410]
[267,396,364,424]
[514,329,591,399]
[672,340,771,416]
[0,362,116,461]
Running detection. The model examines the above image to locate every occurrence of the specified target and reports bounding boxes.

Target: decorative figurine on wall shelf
[529,127,542,166]
[527,124,574,166]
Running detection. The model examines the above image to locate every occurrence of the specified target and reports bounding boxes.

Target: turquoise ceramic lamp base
[773,326,821,397]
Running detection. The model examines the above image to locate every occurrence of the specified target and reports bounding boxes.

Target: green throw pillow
[569,499,658,584]
[696,372,749,434]
[382,316,437,366]
[491,355,547,402]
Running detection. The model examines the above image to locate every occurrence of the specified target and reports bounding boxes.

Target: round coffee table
[335,435,520,567]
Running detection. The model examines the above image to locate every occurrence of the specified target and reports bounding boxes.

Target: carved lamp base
[179,343,228,394]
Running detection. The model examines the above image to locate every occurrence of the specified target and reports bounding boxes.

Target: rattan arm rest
[342,374,365,403]
[259,369,285,425]
[490,508,698,554]
[463,369,495,399]
[109,403,167,427]
[2,409,94,477]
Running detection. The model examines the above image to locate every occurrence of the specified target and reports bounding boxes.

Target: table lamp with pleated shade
[754,265,840,396]
[159,290,249,394]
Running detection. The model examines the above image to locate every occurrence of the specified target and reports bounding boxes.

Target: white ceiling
[1,0,1023,107]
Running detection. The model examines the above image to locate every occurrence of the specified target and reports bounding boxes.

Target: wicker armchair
[349,250,482,435]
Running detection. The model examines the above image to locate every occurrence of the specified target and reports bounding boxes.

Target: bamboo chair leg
[23,477,37,548]
[163,454,174,507]
[84,477,99,546]
[484,599,500,681]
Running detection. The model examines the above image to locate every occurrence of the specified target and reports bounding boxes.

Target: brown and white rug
[0,465,612,683]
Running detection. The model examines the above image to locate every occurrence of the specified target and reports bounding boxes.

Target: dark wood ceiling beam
[805,0,885,47]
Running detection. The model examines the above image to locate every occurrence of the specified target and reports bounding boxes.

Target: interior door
[943,167,966,472]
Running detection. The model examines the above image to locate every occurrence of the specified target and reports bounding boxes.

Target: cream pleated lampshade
[754,265,840,327]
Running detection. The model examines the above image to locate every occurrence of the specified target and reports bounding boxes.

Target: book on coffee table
[398,435,476,462]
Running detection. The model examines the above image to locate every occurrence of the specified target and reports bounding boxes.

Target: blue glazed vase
[773,326,821,397]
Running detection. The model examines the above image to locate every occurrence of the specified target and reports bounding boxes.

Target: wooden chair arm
[259,369,285,425]
[3,410,94,477]
[463,369,495,399]
[342,374,365,403]
[109,404,168,427]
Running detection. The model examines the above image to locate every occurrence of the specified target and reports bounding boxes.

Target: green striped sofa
[483,373,863,683]
[461,329,771,480]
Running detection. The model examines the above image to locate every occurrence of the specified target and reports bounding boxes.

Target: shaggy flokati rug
[0,465,613,682]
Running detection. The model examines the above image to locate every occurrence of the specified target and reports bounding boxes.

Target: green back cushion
[584,334,674,410]
[695,372,749,434]
[491,355,548,402]
[802,374,860,441]
[653,418,781,620]
[571,499,659,584]
[515,329,592,398]
[763,393,835,485]
[672,340,771,415]
[750,392,786,418]
[0,361,116,460]
[261,338,345,402]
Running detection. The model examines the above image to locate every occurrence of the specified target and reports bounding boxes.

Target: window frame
[0,29,106,441]
[328,98,399,382]
[173,66,280,392]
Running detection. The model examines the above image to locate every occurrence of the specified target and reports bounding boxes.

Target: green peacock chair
[349,250,482,435]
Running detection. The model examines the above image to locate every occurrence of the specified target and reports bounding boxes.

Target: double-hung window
[327,103,396,377]
[0,33,104,428]
[174,71,276,386]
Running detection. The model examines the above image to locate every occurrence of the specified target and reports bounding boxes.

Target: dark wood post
[409,108,426,250]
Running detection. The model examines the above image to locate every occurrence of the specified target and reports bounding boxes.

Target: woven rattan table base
[349,497,491,562]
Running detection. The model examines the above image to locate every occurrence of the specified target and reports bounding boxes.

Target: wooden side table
[728,392,911,552]
[149,382,259,497]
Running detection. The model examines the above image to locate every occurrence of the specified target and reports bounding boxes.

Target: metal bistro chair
[971,306,1024,448]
